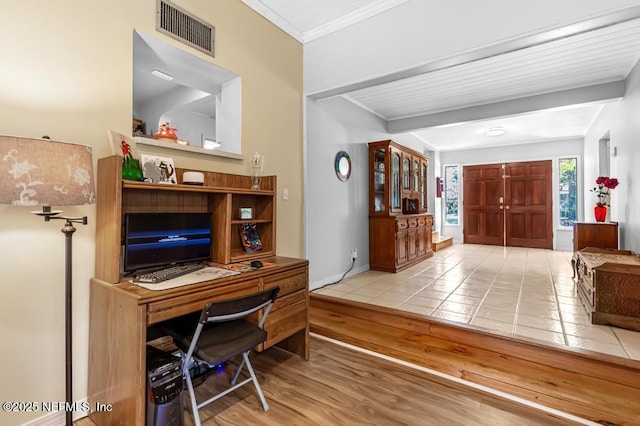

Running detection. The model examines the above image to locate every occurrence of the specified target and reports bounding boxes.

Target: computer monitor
[123,212,212,273]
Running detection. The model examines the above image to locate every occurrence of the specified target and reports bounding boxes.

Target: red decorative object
[154,122,178,142]
[594,205,607,222]
[591,176,620,207]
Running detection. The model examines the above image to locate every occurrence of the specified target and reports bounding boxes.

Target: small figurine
[154,122,178,143]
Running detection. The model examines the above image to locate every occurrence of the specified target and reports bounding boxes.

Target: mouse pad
[131,267,240,291]
[223,261,277,272]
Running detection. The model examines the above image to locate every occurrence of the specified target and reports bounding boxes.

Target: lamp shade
[0,135,95,206]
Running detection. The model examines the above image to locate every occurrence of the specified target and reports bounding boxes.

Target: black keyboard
[133,263,205,284]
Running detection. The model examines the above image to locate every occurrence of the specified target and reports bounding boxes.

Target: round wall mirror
[335,151,351,182]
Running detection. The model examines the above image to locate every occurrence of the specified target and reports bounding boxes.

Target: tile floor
[313,244,640,360]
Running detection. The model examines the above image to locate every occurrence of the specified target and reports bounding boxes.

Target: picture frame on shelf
[140,154,177,184]
[108,130,143,181]
[239,207,253,220]
[402,197,419,214]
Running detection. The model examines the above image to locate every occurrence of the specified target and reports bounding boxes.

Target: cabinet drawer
[396,219,408,230]
[264,267,307,297]
[147,279,260,324]
[263,297,307,348]
[582,264,594,281]
[408,218,418,228]
[577,274,594,307]
[273,288,306,312]
[417,217,426,226]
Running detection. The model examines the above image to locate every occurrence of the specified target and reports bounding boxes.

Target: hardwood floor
[76,336,576,425]
[310,294,640,426]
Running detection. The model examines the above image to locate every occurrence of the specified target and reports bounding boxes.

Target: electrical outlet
[350,248,358,261]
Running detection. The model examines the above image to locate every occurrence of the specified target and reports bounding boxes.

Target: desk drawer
[263,296,307,349]
[147,279,260,325]
[264,267,307,297]
[273,288,306,311]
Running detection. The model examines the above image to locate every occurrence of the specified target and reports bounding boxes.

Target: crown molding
[302,0,408,43]
[241,0,407,44]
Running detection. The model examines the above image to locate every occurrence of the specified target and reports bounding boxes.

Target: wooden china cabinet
[368,140,433,272]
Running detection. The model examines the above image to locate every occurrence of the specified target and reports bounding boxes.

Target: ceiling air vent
[156,0,215,57]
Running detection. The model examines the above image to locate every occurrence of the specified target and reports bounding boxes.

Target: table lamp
[0,135,95,426]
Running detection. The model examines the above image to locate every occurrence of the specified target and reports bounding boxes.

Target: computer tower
[146,345,184,426]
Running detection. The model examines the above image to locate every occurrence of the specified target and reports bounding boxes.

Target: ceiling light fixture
[151,69,174,81]
[485,127,506,137]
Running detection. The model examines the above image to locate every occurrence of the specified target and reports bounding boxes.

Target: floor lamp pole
[38,213,87,426]
[62,220,77,426]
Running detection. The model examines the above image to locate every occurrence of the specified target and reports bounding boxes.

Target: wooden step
[432,232,453,251]
[309,294,640,426]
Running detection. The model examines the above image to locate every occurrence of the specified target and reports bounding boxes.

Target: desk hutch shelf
[95,155,277,283]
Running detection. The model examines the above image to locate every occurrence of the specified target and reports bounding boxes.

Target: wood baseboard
[310,294,640,425]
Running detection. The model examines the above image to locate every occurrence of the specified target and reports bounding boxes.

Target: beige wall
[0,1,302,423]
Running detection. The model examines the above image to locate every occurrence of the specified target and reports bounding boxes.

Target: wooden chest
[575,247,640,331]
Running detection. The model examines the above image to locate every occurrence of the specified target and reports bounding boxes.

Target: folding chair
[161,287,280,425]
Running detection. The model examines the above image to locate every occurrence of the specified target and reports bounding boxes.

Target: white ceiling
[410,103,607,152]
[243,2,640,151]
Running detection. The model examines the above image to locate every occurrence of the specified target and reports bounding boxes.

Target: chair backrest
[199,287,280,324]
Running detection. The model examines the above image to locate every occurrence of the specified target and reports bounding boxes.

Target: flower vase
[594,205,607,222]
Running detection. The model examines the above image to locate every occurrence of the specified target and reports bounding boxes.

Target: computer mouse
[251,260,263,268]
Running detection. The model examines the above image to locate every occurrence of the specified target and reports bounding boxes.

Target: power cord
[313,258,355,292]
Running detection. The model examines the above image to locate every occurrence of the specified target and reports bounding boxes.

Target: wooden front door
[463,163,504,245]
[504,160,553,249]
[463,160,553,249]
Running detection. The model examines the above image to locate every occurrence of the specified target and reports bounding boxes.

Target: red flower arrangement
[591,176,619,207]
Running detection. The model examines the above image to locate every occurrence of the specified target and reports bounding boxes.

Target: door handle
[499,206,504,210]
[506,206,510,210]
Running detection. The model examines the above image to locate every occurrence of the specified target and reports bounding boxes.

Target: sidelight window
[559,157,578,227]
[444,165,459,225]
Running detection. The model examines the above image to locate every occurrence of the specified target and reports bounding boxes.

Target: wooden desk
[575,248,640,331]
[87,256,309,426]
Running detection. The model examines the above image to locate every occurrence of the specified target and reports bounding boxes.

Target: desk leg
[88,279,147,426]
[275,328,310,360]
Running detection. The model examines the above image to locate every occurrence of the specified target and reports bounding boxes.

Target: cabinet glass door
[413,159,419,192]
[392,152,401,210]
[373,148,386,212]
[403,156,410,190]
[421,162,427,211]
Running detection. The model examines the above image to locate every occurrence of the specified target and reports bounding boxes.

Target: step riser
[432,236,453,252]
